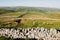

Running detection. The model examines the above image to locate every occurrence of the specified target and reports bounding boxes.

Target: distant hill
[0,6,60,19]
[0,6,60,14]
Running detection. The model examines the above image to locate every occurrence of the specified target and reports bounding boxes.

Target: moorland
[0,7,60,30]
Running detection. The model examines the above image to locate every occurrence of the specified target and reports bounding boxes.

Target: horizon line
[0,6,60,9]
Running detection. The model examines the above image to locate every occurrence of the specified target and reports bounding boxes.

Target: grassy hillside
[0,7,60,30]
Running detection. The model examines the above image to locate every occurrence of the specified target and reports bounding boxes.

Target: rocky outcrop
[0,27,60,40]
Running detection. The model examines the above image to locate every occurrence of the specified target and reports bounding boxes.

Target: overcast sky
[0,0,60,8]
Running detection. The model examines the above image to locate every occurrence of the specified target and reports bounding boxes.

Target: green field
[0,7,60,30]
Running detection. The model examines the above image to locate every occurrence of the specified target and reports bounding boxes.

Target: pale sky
[0,0,60,8]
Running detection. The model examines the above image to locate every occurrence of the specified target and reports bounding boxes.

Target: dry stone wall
[0,27,60,40]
